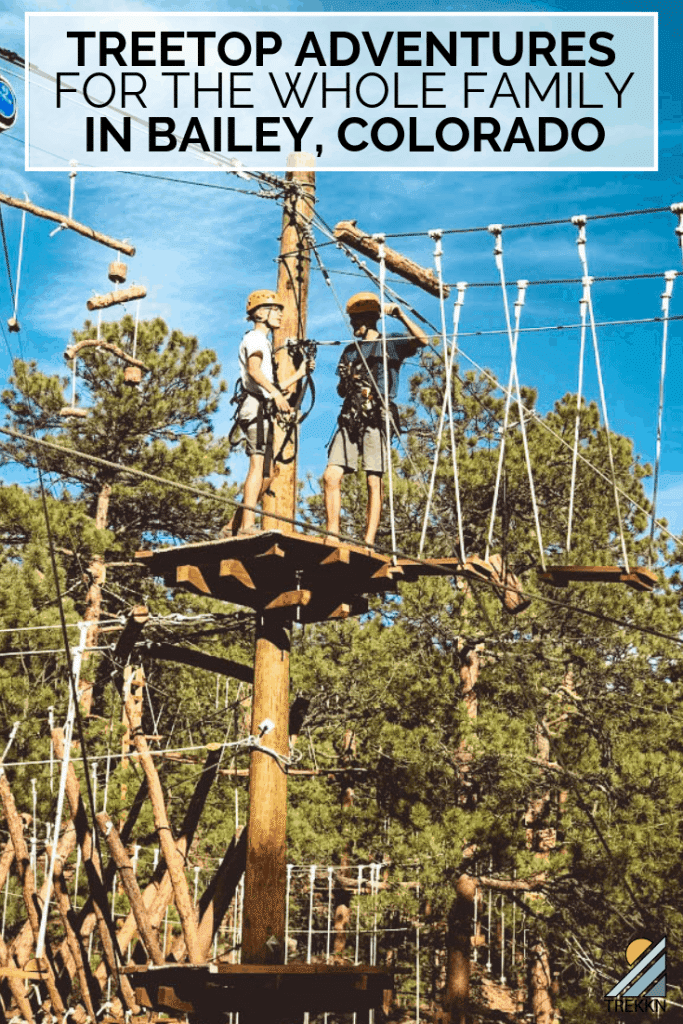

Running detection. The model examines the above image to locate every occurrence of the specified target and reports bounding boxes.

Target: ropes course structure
[0,124,682,1024]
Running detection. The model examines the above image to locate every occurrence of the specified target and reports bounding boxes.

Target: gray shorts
[327,425,387,474]
[238,394,269,457]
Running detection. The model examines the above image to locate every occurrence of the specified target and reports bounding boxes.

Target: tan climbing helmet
[346,292,381,317]
[246,290,285,316]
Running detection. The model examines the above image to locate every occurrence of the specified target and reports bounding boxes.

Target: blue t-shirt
[337,333,415,401]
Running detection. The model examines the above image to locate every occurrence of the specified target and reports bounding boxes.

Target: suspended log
[59,406,88,419]
[141,641,254,684]
[109,260,127,283]
[0,838,14,891]
[124,695,203,964]
[87,285,147,311]
[95,812,165,966]
[64,339,149,371]
[333,219,449,299]
[0,191,136,255]
[0,773,67,1020]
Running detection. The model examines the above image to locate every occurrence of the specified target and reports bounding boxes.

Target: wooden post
[262,151,315,534]
[241,155,314,973]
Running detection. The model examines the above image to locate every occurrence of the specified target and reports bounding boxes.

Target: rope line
[567,276,589,552]
[572,216,629,572]
[489,226,546,571]
[377,235,398,561]
[649,271,677,565]
[486,277,528,563]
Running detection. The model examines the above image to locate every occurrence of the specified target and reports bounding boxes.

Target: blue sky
[1,0,683,542]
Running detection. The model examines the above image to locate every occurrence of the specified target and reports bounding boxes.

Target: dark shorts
[327,425,387,473]
[238,395,270,457]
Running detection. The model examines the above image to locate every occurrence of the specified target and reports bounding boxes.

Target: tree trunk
[439,875,477,1024]
[530,940,554,1024]
[80,482,111,714]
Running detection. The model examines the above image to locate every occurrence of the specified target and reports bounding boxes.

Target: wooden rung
[320,545,351,565]
[177,564,210,594]
[219,558,255,589]
[264,589,312,611]
[465,554,495,580]
[86,284,147,311]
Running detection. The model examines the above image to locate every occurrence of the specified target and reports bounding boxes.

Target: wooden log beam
[51,729,139,1014]
[0,191,136,255]
[124,696,203,964]
[0,932,36,1023]
[170,828,248,963]
[0,773,67,1020]
[96,749,220,983]
[333,219,449,299]
[176,564,210,595]
[142,641,254,682]
[220,559,256,589]
[95,812,165,966]
[86,285,147,311]
[52,855,99,1021]
[64,339,149,371]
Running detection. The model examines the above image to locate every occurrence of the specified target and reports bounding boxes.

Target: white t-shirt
[239,328,273,399]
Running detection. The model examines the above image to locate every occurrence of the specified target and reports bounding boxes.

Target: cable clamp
[454,282,468,306]
[487,224,503,256]
[514,279,529,308]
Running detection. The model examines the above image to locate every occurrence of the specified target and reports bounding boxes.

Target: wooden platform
[126,962,392,1022]
[539,565,657,592]
[135,531,471,623]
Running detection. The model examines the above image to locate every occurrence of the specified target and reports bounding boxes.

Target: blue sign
[0,76,18,131]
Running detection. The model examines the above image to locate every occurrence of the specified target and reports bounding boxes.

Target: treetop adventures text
[25,13,656,169]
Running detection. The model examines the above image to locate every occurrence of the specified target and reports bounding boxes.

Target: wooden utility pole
[241,153,315,968]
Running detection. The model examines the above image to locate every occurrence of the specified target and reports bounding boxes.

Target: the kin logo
[605,936,666,1013]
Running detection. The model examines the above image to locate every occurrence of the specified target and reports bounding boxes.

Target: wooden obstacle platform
[127,962,392,1022]
[136,531,481,622]
[539,565,657,592]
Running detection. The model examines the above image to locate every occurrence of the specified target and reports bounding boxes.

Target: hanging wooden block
[108,260,127,284]
[7,316,19,332]
[59,406,88,418]
[124,365,142,385]
[87,284,146,311]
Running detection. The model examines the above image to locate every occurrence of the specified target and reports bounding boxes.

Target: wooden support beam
[95,812,165,966]
[176,564,210,595]
[0,933,36,1023]
[254,544,286,562]
[0,773,67,1020]
[142,642,254,683]
[327,599,369,620]
[51,729,139,1014]
[320,546,350,565]
[86,285,147,311]
[52,855,99,1021]
[171,829,248,963]
[97,749,221,984]
[539,565,657,592]
[220,559,256,589]
[0,191,136,255]
[124,696,203,964]
[263,589,312,611]
[334,219,449,299]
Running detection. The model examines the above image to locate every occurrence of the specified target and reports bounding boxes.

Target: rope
[433,232,465,563]
[35,623,87,958]
[418,223,466,558]
[378,205,675,239]
[49,163,78,238]
[567,275,590,552]
[0,206,14,306]
[649,271,677,565]
[486,277,528,563]
[488,225,546,570]
[572,215,629,572]
[376,234,398,561]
